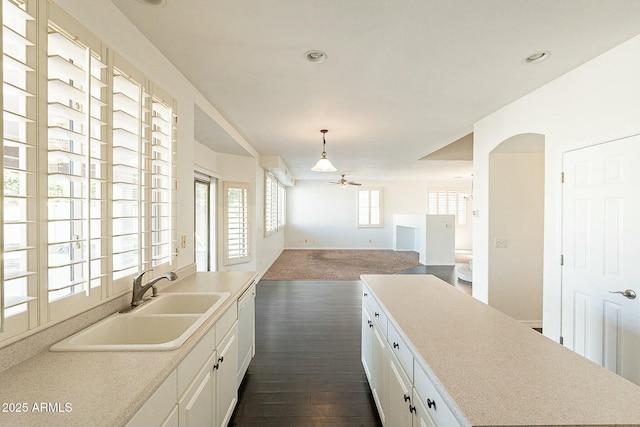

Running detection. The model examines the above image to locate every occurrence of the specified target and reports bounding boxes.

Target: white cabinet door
[159,405,179,427]
[372,318,388,425]
[216,322,238,427]
[179,352,216,427]
[412,390,436,427]
[362,304,374,382]
[237,282,256,385]
[387,351,412,427]
[126,371,177,427]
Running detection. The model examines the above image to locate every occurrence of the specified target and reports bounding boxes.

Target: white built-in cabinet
[362,290,389,425]
[362,284,460,427]
[127,297,246,427]
[237,282,256,385]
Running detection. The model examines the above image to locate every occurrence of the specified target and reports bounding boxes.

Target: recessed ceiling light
[524,51,550,64]
[304,50,327,63]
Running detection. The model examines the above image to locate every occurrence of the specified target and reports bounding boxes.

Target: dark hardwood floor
[229,280,382,427]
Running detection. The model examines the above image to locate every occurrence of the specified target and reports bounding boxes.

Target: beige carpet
[262,249,421,281]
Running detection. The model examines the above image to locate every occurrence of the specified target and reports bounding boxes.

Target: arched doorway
[488,133,545,327]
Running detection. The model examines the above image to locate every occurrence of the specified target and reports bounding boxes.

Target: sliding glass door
[194,176,216,271]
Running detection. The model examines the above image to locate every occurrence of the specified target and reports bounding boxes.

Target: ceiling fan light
[311,157,337,172]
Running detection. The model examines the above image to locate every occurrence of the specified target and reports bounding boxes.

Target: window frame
[357,187,384,228]
[223,181,250,266]
[264,170,286,236]
[0,1,178,346]
[427,187,468,226]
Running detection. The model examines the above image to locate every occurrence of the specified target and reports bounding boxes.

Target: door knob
[609,289,637,300]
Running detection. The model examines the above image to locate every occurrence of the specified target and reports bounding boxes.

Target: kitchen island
[361,274,640,426]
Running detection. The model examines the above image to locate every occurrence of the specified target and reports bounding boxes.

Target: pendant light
[311,129,337,172]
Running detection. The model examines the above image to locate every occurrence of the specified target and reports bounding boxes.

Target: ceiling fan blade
[348,181,362,186]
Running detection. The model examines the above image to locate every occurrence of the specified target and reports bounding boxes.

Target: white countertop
[361,274,640,427]
[0,271,257,427]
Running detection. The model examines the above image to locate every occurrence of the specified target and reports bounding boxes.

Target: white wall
[473,34,640,340]
[54,0,282,277]
[488,151,544,325]
[285,179,472,251]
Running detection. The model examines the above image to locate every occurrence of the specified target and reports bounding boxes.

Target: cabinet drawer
[178,325,216,397]
[216,302,238,346]
[387,321,413,380]
[362,285,387,337]
[414,362,461,427]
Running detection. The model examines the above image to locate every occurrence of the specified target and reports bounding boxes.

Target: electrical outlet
[495,238,508,248]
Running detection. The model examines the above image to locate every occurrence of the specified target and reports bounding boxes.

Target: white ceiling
[112,0,640,183]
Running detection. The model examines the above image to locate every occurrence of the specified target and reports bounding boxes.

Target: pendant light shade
[311,129,337,172]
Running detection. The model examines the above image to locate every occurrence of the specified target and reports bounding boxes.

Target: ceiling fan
[330,174,362,188]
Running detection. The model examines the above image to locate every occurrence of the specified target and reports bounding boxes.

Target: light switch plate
[495,238,508,248]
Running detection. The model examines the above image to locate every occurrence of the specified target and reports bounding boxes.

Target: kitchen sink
[50,292,230,351]
[134,292,229,315]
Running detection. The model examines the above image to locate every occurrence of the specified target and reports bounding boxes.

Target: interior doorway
[194,174,217,272]
[488,133,545,327]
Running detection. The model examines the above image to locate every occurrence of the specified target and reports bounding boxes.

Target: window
[46,19,107,319]
[264,171,286,236]
[427,188,467,225]
[111,63,145,285]
[224,182,250,265]
[2,0,37,338]
[358,188,383,227]
[0,1,177,345]
[110,56,177,295]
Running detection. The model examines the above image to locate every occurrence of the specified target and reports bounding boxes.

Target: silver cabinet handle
[609,289,637,300]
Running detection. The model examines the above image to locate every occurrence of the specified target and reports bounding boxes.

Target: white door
[561,135,640,385]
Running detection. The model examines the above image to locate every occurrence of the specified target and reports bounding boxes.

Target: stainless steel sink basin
[50,292,231,351]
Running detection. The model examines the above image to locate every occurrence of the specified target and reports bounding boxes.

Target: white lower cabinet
[362,302,389,425]
[387,351,413,427]
[215,323,238,427]
[126,371,178,427]
[127,300,244,427]
[179,351,216,427]
[412,389,436,427]
[362,288,461,427]
[413,361,460,427]
[237,282,255,385]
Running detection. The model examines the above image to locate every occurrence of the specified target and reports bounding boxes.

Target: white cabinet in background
[237,282,256,385]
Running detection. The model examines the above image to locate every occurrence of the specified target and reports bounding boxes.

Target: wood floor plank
[229,280,382,427]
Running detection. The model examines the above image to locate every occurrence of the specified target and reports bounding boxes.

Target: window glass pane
[358,188,383,227]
